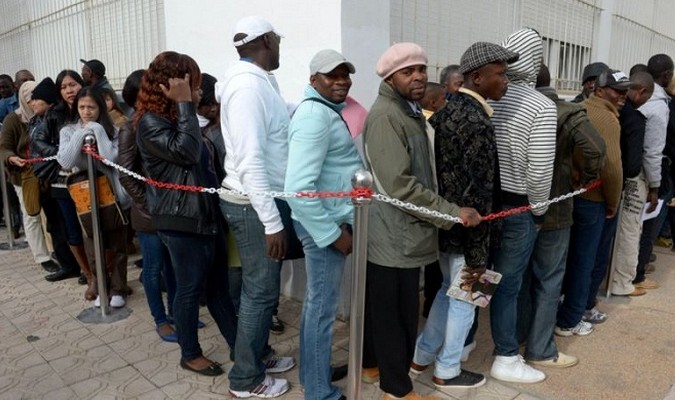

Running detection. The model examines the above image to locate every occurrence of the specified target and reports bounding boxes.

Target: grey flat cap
[459,42,520,74]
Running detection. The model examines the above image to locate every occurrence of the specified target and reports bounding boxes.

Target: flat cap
[459,42,520,74]
[376,42,427,79]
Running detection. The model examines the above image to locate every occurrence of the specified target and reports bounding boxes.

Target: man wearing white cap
[361,42,481,400]
[216,15,294,398]
[284,49,362,400]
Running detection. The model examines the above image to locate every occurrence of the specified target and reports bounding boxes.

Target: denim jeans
[158,228,237,361]
[557,197,606,329]
[635,189,673,283]
[138,232,176,326]
[414,252,475,379]
[56,197,84,246]
[517,228,570,361]
[587,216,617,309]
[490,211,538,356]
[294,221,345,400]
[220,200,281,391]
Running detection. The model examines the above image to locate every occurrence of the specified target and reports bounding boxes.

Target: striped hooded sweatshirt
[490,28,557,217]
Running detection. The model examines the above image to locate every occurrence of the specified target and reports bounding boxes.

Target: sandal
[179,358,224,376]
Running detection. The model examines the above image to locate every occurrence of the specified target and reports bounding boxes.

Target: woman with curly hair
[135,51,237,375]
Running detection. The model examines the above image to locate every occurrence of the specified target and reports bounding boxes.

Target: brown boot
[69,245,96,300]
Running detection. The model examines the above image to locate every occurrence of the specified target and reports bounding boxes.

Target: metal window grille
[0,0,165,90]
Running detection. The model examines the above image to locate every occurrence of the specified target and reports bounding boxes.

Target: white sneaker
[229,375,289,398]
[94,296,101,308]
[461,341,477,362]
[110,295,125,308]
[554,320,593,337]
[490,355,546,383]
[263,353,295,373]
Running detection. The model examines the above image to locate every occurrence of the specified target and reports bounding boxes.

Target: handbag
[67,170,127,237]
[20,168,42,216]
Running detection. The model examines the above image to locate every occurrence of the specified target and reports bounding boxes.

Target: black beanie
[31,77,58,104]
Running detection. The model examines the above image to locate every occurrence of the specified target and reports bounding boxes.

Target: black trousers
[41,195,79,273]
[363,262,419,397]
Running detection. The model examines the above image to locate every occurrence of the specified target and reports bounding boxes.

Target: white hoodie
[215,60,290,234]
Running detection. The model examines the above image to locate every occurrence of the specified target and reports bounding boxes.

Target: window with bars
[542,36,591,94]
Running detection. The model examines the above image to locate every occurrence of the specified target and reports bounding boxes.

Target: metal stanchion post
[84,134,110,316]
[346,169,373,400]
[0,161,15,249]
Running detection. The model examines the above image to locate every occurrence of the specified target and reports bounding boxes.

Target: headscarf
[15,81,38,123]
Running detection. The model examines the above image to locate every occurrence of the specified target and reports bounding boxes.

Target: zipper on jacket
[174,169,189,213]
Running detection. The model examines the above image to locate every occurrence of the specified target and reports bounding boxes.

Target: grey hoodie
[638,83,669,188]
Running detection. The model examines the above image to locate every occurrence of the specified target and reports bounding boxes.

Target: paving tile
[31,327,106,361]
[69,365,156,399]
[0,341,47,375]
[49,344,128,385]
[108,328,181,364]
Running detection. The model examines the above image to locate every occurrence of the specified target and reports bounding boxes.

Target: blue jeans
[295,221,345,400]
[56,197,84,246]
[587,215,617,309]
[557,198,606,328]
[138,232,176,327]
[636,189,673,283]
[414,252,475,379]
[220,200,281,391]
[158,229,237,361]
[490,211,538,356]
[518,228,569,361]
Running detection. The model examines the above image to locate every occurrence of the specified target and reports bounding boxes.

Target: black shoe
[432,369,486,388]
[179,359,224,376]
[331,364,348,382]
[338,396,346,400]
[270,315,285,334]
[78,273,87,285]
[12,228,22,238]
[45,269,80,282]
[41,260,60,273]
[134,259,143,268]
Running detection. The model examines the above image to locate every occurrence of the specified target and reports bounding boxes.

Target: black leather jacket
[29,105,69,183]
[136,102,221,235]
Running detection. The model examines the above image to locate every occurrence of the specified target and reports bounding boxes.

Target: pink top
[342,96,368,138]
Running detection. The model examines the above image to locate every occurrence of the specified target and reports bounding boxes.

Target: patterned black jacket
[431,92,499,267]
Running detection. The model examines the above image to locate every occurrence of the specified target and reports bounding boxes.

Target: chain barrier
[21,155,58,164]
[76,145,601,223]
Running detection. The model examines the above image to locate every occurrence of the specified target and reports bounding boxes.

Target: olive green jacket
[363,81,460,268]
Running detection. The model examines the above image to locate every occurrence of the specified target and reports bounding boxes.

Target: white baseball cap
[232,16,283,48]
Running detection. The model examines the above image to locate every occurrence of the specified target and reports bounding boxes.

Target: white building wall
[163,0,343,106]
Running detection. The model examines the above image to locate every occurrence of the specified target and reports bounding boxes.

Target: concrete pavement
[0,224,673,399]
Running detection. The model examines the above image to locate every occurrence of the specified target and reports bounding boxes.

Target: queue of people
[1,14,674,400]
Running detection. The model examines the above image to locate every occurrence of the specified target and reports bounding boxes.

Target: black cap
[80,59,106,77]
[596,69,631,91]
[31,77,58,104]
[581,62,609,84]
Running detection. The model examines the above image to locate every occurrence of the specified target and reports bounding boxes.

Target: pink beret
[376,42,428,79]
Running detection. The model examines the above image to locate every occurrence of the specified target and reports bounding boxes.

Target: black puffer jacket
[136,102,221,235]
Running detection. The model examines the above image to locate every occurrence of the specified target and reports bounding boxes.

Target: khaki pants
[13,185,51,264]
[610,172,648,295]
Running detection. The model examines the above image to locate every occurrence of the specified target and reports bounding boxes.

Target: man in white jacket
[216,16,294,399]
